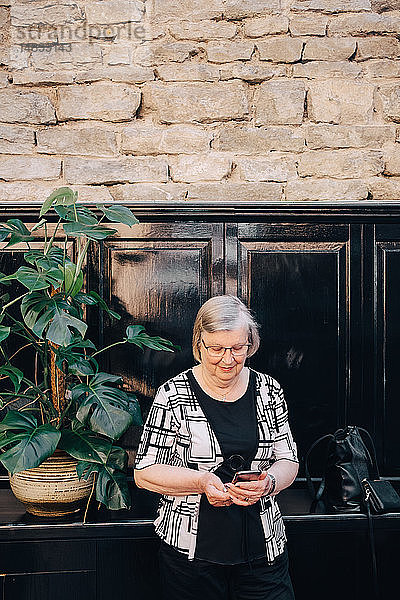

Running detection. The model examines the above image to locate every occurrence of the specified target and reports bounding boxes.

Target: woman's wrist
[263,472,277,496]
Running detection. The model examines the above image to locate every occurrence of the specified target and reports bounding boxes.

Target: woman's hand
[199,472,233,507]
[226,472,274,506]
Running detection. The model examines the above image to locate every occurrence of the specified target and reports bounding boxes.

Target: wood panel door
[226,223,354,468]
[87,221,224,449]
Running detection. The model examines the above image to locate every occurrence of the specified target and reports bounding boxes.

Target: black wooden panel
[87,222,224,450]
[3,571,95,600]
[376,242,400,475]
[96,538,161,600]
[232,227,350,470]
[0,540,95,573]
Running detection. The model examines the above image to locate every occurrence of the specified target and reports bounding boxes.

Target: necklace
[198,367,245,402]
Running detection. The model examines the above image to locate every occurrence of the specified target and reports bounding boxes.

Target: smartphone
[232,470,262,484]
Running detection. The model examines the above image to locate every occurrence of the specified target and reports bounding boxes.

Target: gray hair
[192,295,260,362]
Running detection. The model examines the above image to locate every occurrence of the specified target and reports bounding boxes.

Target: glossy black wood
[1,203,400,475]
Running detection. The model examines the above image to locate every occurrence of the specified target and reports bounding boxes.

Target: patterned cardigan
[134,368,298,561]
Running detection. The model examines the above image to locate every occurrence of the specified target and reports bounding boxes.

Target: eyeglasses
[201,339,250,358]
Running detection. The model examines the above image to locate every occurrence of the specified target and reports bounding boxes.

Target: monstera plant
[0,187,175,511]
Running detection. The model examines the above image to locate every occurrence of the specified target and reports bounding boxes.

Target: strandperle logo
[16,22,146,52]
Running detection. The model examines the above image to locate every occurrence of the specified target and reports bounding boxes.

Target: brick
[206,41,254,63]
[362,59,400,78]
[0,156,61,180]
[293,61,362,78]
[121,123,212,154]
[305,125,396,149]
[103,45,130,66]
[36,126,118,157]
[12,71,75,85]
[372,0,400,11]
[169,153,232,182]
[377,84,400,122]
[291,0,371,11]
[235,155,297,182]
[110,183,187,202]
[156,63,220,82]
[0,182,114,203]
[151,0,224,21]
[328,12,400,34]
[244,15,289,37]
[367,177,400,200]
[383,142,400,175]
[11,1,85,26]
[285,178,368,201]
[133,41,199,67]
[144,81,249,124]
[169,20,237,41]
[356,37,400,60]
[0,124,35,154]
[289,14,328,35]
[85,1,144,24]
[28,42,102,71]
[220,62,286,82]
[57,82,141,122]
[257,37,303,63]
[303,37,356,61]
[74,66,154,84]
[298,149,383,177]
[187,182,283,201]
[221,0,281,19]
[255,80,306,125]
[307,80,374,124]
[64,156,169,185]
[216,125,305,153]
[0,89,56,124]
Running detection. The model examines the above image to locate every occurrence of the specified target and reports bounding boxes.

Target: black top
[187,369,266,564]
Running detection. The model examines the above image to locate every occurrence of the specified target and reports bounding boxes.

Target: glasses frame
[200,339,251,359]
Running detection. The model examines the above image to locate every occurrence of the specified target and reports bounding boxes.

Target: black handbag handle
[304,433,334,503]
[356,427,380,480]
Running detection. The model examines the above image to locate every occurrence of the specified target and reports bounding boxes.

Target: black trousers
[159,542,295,600]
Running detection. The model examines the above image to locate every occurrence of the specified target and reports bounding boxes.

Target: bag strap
[304,433,334,503]
[364,488,380,600]
[357,427,380,480]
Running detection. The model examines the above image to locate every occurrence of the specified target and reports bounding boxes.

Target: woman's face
[199,327,249,385]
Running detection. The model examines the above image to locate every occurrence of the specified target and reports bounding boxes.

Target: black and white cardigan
[135,368,298,561]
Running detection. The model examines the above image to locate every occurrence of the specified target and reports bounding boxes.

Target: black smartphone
[232,470,262,484]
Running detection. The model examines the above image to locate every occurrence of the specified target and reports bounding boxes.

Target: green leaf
[0,410,36,433]
[96,204,139,227]
[3,219,35,248]
[46,311,87,346]
[61,262,84,297]
[21,292,68,334]
[1,426,61,474]
[0,366,24,393]
[15,266,63,291]
[73,374,133,440]
[126,392,143,426]
[40,187,76,217]
[73,291,121,320]
[54,205,98,225]
[63,222,117,240]
[0,325,10,343]
[125,325,177,352]
[77,450,130,510]
[59,429,113,464]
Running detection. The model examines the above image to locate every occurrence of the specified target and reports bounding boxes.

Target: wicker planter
[9,451,94,517]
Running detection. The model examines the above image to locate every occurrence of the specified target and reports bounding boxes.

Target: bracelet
[267,473,276,494]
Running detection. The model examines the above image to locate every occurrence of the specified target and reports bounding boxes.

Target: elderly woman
[134,295,298,600]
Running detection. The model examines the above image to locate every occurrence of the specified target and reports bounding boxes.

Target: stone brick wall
[1,0,400,203]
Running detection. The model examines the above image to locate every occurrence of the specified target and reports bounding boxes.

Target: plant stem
[45,217,62,255]
[1,293,29,312]
[8,342,34,362]
[91,340,125,358]
[83,472,97,525]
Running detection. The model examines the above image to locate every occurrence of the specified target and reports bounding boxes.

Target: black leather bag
[362,479,400,515]
[305,425,379,513]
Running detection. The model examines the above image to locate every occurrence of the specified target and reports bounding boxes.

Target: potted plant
[0,187,176,516]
